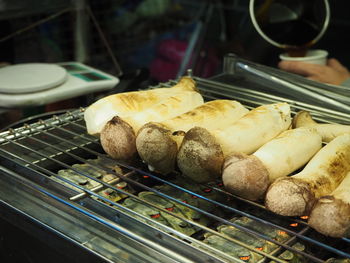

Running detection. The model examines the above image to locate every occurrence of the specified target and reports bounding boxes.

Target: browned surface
[136,122,178,174]
[100,116,136,160]
[222,153,270,201]
[265,178,316,216]
[177,127,224,183]
[309,196,350,237]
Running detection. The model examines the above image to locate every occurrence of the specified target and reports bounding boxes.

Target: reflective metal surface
[0,74,350,262]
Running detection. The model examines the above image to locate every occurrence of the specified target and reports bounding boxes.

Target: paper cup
[279,49,328,65]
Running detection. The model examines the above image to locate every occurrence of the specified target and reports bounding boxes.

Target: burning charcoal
[217,225,273,253]
[156,177,227,216]
[89,156,123,175]
[200,232,263,263]
[54,159,127,201]
[122,197,171,228]
[232,217,290,243]
[72,163,103,179]
[153,183,211,226]
[58,169,89,186]
[138,191,198,236]
[95,182,131,203]
[270,242,307,263]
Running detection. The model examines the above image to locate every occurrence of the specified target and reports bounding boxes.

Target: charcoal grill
[1,55,350,263]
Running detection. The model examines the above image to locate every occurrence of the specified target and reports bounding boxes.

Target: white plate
[0,63,68,94]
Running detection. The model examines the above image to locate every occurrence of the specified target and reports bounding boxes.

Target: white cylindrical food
[222,127,322,201]
[123,91,204,133]
[214,102,291,156]
[136,100,249,174]
[84,77,197,135]
[265,134,350,217]
[293,111,350,143]
[100,91,204,160]
[177,102,292,183]
[308,171,350,238]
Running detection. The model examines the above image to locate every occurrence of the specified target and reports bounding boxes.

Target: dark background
[1,0,349,82]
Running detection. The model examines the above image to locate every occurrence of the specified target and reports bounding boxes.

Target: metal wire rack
[1,78,350,263]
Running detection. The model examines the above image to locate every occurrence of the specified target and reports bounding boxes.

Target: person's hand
[278,58,350,85]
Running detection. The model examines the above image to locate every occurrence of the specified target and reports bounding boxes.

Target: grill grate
[1,79,350,263]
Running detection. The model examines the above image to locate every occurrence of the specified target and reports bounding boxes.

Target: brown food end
[100,116,136,160]
[136,123,177,174]
[265,178,316,216]
[308,197,350,238]
[222,154,270,201]
[292,111,316,128]
[177,127,224,183]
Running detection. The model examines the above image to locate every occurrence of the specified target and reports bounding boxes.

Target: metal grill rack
[1,78,350,263]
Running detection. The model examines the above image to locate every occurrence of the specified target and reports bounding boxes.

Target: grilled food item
[101,90,204,160]
[266,134,350,216]
[84,77,198,135]
[308,171,350,238]
[177,103,291,183]
[136,100,248,174]
[222,127,322,201]
[292,111,350,143]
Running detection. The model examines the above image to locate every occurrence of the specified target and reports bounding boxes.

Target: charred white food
[136,100,249,174]
[293,111,350,142]
[222,127,322,201]
[308,171,350,238]
[84,77,198,136]
[177,103,291,183]
[101,91,204,160]
[265,134,350,217]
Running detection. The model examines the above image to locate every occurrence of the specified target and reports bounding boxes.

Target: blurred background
[0,1,350,261]
[0,0,349,128]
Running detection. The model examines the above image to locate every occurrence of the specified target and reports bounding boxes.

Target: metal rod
[5,114,341,260]
[0,147,271,263]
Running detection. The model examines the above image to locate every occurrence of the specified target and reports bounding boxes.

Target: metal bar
[105,160,349,260]
[194,77,350,121]
[4,117,343,260]
[0,149,248,263]
[6,122,327,261]
[1,78,350,261]
[0,129,313,262]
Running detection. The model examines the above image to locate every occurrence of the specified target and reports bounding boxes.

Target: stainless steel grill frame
[1,75,350,263]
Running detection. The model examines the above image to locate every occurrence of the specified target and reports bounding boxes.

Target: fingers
[278,61,321,77]
[327,58,349,73]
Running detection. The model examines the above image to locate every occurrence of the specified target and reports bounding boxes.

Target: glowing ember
[240,256,250,261]
[151,213,161,218]
[277,230,287,236]
[143,175,150,179]
[166,207,174,211]
[290,223,298,227]
[256,247,263,251]
[300,216,309,220]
